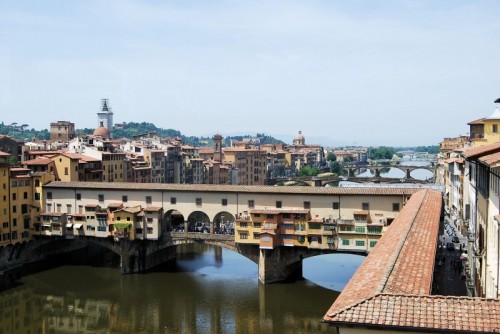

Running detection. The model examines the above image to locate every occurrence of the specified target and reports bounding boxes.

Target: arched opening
[187,211,210,233]
[410,168,434,181]
[165,209,185,232]
[213,212,235,235]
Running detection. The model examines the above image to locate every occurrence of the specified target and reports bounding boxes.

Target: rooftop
[323,189,500,333]
[44,181,423,197]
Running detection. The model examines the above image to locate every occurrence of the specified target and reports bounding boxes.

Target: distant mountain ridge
[0,121,284,147]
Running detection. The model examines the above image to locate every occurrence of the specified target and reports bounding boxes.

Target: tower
[97,99,114,139]
[213,133,223,162]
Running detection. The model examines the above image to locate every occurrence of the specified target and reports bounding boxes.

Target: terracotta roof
[144,206,162,212]
[327,294,500,333]
[23,157,52,165]
[479,151,500,167]
[467,117,485,125]
[44,181,424,197]
[353,210,369,215]
[250,209,309,214]
[444,157,464,164]
[462,142,500,159]
[0,151,10,157]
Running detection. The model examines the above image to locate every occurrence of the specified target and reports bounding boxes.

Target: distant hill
[0,122,50,141]
[0,120,285,147]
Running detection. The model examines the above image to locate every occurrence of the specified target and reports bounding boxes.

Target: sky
[1,0,500,147]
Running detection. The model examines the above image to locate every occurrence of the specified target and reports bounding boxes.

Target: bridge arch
[165,209,185,231]
[187,211,210,233]
[212,211,236,234]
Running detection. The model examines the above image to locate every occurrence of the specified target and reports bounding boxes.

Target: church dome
[293,131,305,145]
[93,126,110,138]
[486,107,500,120]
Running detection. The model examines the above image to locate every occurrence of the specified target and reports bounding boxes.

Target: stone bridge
[0,232,355,284]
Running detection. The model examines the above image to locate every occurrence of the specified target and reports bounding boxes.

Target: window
[368,226,381,234]
[21,204,28,214]
[370,240,378,247]
[392,203,400,211]
[355,226,365,233]
[98,194,104,202]
[146,196,152,204]
[266,214,274,219]
[13,218,17,226]
[67,204,72,214]
[303,201,310,209]
[221,198,227,206]
[327,236,334,244]
[494,124,498,133]
[76,193,81,200]
[240,232,248,239]
[23,192,28,199]
[240,222,248,227]
[253,222,261,228]
[171,197,176,205]
[64,167,68,175]
[122,195,128,203]
[56,204,61,213]
[147,227,153,234]
[276,201,282,208]
[196,198,202,206]
[47,192,52,200]
[12,193,16,200]
[253,233,260,239]
[12,205,16,213]
[342,239,350,246]
[355,240,365,246]
[362,202,369,210]
[248,200,254,208]
[332,202,340,209]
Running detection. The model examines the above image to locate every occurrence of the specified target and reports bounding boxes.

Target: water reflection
[0,244,354,333]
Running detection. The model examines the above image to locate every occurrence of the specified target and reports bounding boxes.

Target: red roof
[462,142,500,159]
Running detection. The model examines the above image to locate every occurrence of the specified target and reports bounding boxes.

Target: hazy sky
[1,1,500,147]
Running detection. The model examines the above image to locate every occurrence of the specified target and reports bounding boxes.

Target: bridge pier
[258,247,303,284]
[406,169,411,179]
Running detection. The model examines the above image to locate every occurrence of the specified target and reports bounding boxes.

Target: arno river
[0,161,431,333]
[1,244,364,333]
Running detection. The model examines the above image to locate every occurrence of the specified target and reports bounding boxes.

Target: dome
[93,126,110,138]
[486,107,500,120]
[293,131,305,145]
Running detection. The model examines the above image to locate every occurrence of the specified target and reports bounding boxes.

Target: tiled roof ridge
[376,189,428,295]
[325,293,500,332]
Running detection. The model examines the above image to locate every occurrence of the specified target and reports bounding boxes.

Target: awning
[66,223,73,228]
[113,222,132,229]
[74,224,83,229]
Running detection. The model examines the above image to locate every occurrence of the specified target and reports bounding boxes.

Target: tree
[330,161,341,174]
[298,166,320,177]
[326,152,337,162]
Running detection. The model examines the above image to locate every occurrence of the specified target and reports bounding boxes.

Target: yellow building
[0,152,10,247]
[223,147,267,185]
[235,209,336,250]
[468,107,500,147]
[9,168,35,244]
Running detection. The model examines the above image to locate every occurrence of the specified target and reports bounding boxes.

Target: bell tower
[97,98,114,138]
[213,133,223,162]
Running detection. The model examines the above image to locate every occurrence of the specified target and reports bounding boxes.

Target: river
[0,244,364,334]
